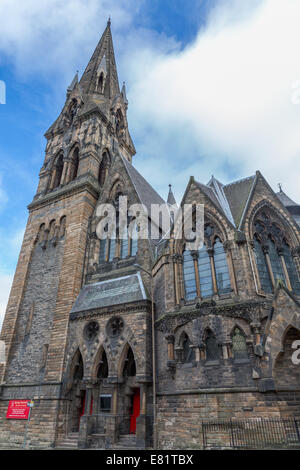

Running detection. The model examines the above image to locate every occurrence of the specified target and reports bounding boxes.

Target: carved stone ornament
[84,321,99,342]
[106,316,124,338]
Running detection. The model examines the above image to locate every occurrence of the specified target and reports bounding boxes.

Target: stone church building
[1,22,300,449]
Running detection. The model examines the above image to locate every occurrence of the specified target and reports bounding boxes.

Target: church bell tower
[0,21,135,447]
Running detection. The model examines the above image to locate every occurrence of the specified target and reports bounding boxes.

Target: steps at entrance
[56,432,79,450]
[114,434,138,449]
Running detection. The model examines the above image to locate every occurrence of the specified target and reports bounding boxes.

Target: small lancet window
[181,333,195,363]
[232,328,248,360]
[97,350,108,379]
[205,330,220,361]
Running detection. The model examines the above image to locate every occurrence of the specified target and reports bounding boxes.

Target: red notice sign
[6,400,30,420]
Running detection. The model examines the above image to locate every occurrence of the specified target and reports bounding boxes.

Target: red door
[129,389,140,434]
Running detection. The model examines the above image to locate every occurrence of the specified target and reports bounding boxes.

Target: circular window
[106,316,124,338]
[84,321,99,342]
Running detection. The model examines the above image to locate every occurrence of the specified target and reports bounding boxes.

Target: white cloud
[127,0,300,202]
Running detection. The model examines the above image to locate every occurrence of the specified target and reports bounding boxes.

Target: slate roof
[276,190,299,208]
[223,175,256,227]
[70,273,149,314]
[121,155,166,216]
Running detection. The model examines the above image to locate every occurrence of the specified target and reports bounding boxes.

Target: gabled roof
[120,155,166,216]
[223,175,256,227]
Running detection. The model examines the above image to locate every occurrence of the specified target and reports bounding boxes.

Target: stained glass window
[232,328,248,360]
[183,251,197,300]
[198,245,213,298]
[213,238,231,294]
[268,238,285,285]
[282,242,300,295]
[254,237,273,293]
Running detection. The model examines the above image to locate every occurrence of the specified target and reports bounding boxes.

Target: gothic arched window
[53,154,64,189]
[183,223,231,300]
[98,152,110,186]
[213,238,231,295]
[253,210,300,294]
[181,332,195,363]
[97,350,108,379]
[232,327,248,360]
[69,147,79,181]
[282,241,300,295]
[183,250,197,300]
[123,347,136,378]
[205,330,220,361]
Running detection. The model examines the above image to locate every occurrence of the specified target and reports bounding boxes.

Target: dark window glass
[100,395,111,412]
[283,242,300,295]
[268,238,285,285]
[205,331,220,361]
[213,238,231,294]
[254,238,273,293]
[182,334,195,363]
[183,251,197,300]
[198,245,213,298]
[232,328,248,360]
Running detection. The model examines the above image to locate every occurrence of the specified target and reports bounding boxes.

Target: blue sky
[0,0,300,326]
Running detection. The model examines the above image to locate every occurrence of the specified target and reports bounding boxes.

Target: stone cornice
[28,174,100,211]
[155,299,268,333]
[69,299,152,321]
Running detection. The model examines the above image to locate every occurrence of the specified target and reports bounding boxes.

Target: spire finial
[278,183,283,192]
[108,16,111,26]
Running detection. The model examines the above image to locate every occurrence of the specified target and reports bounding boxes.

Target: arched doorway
[118,345,140,435]
[67,350,85,433]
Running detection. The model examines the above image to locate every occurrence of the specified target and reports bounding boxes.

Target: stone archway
[66,349,85,433]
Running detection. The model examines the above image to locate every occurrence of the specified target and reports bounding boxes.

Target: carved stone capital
[165,334,175,344]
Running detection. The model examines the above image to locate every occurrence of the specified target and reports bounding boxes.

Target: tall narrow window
[130,220,138,256]
[213,238,231,295]
[253,210,300,295]
[254,237,273,293]
[53,154,64,188]
[108,237,116,262]
[70,148,79,181]
[232,328,248,360]
[198,245,213,298]
[99,239,107,264]
[282,241,300,295]
[268,238,285,285]
[120,225,128,259]
[205,330,220,361]
[183,250,197,300]
[181,333,195,363]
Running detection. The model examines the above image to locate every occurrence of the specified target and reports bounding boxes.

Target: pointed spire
[121,82,128,108]
[67,71,79,96]
[79,21,120,97]
[167,184,177,206]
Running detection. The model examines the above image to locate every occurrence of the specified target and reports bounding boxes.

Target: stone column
[191,250,201,298]
[207,248,218,295]
[166,334,175,361]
